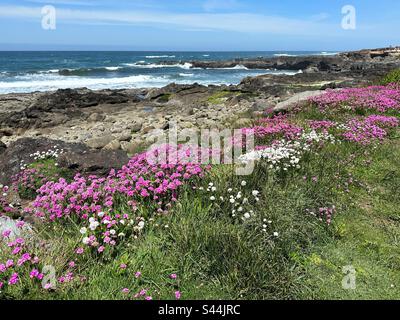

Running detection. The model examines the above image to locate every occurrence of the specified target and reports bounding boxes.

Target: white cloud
[0,5,341,36]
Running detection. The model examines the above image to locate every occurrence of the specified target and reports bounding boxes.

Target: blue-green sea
[0,51,338,94]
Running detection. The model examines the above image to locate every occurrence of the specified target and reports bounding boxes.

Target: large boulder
[0,88,133,129]
[0,138,88,185]
[0,137,129,185]
[86,135,114,149]
[58,149,129,177]
[31,88,130,111]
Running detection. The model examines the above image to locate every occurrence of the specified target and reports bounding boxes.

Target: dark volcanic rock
[0,88,133,129]
[58,149,129,177]
[0,141,6,154]
[0,138,128,185]
[146,83,209,100]
[188,56,345,71]
[159,47,400,75]
[36,88,130,110]
[0,138,87,185]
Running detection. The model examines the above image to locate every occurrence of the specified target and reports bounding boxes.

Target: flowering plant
[0,222,44,295]
[199,180,261,222]
[309,84,400,113]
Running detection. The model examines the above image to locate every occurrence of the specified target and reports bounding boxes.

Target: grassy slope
[299,137,400,299]
[2,99,400,300]
[20,133,399,300]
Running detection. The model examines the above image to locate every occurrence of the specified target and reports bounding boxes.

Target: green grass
[2,99,400,300]
[298,138,400,299]
[380,69,400,85]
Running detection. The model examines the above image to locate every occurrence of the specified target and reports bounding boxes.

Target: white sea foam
[0,74,172,94]
[145,55,176,58]
[0,67,298,94]
[104,66,122,71]
[207,64,249,70]
[274,53,298,57]
[319,52,339,56]
[124,62,193,69]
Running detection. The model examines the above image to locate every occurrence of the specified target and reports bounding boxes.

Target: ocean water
[0,51,338,94]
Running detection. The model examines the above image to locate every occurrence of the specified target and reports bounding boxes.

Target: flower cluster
[239,130,336,171]
[28,144,211,222]
[342,118,388,145]
[0,222,43,293]
[20,146,63,170]
[25,145,213,256]
[239,140,303,171]
[242,114,303,142]
[77,212,145,255]
[364,115,399,128]
[200,181,260,221]
[12,168,51,200]
[308,120,337,131]
[306,206,336,225]
[309,84,400,113]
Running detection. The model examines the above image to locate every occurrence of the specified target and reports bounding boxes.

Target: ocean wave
[274,53,298,57]
[0,67,299,94]
[123,62,194,69]
[0,74,172,94]
[270,70,303,75]
[207,64,249,70]
[319,51,339,56]
[56,66,127,76]
[105,66,122,71]
[145,55,176,59]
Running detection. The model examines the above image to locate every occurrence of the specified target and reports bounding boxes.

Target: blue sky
[0,0,399,51]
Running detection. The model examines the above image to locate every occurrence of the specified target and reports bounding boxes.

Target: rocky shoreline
[0,46,399,185]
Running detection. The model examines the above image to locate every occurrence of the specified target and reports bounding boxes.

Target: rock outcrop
[0,137,129,185]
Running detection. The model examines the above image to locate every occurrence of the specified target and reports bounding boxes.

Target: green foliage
[17,158,73,200]
[380,69,400,85]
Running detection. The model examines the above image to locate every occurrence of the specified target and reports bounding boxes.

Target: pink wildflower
[8,273,19,285]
